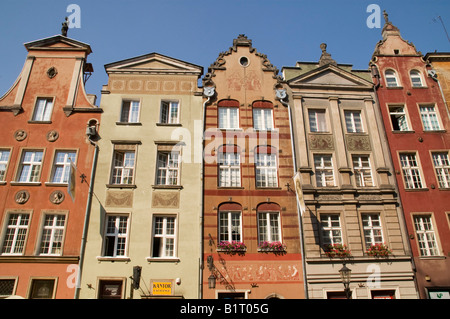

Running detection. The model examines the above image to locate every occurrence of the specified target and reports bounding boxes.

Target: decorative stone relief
[105,190,133,208]
[346,135,371,151]
[216,262,301,282]
[46,130,59,142]
[357,194,381,201]
[308,134,334,150]
[14,130,27,141]
[49,190,65,204]
[315,194,342,201]
[15,190,30,204]
[152,192,180,208]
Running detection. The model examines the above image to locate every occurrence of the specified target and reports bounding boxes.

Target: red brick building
[0,32,101,298]
[371,13,450,299]
[201,35,305,299]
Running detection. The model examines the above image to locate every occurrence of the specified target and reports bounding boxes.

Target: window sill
[106,184,137,189]
[146,257,180,263]
[44,182,68,187]
[255,186,281,190]
[422,129,446,133]
[418,255,446,260]
[152,185,183,190]
[156,123,182,127]
[386,86,403,90]
[115,122,142,126]
[0,181,6,185]
[404,188,429,192]
[392,130,415,134]
[96,256,131,262]
[217,186,244,189]
[10,182,41,186]
[27,120,52,124]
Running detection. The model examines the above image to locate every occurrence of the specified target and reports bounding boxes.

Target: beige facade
[78,53,203,299]
[283,44,418,299]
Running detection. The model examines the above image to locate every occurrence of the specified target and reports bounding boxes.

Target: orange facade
[202,35,304,299]
[0,35,101,298]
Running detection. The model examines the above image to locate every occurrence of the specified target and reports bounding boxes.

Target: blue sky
[1,0,449,102]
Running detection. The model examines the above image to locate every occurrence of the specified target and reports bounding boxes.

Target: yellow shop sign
[152,282,172,295]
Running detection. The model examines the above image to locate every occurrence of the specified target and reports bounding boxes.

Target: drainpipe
[74,136,99,299]
[279,92,309,299]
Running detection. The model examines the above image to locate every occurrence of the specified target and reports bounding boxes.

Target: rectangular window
[420,106,440,131]
[219,211,242,243]
[152,216,176,258]
[320,214,342,245]
[29,279,55,299]
[156,152,180,185]
[98,280,123,299]
[50,151,76,184]
[17,150,43,182]
[255,153,278,187]
[1,213,30,255]
[253,108,273,130]
[352,155,374,187]
[258,212,281,244]
[0,279,16,297]
[414,215,439,256]
[389,106,409,131]
[344,110,363,133]
[219,152,241,187]
[308,109,327,132]
[103,215,129,257]
[218,107,239,129]
[111,150,135,185]
[39,215,66,255]
[362,213,383,247]
[314,154,335,187]
[432,152,450,188]
[0,149,11,181]
[160,101,179,124]
[32,98,53,121]
[400,153,423,189]
[120,100,140,123]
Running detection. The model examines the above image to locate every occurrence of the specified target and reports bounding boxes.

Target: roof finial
[61,17,69,37]
[383,10,389,24]
[319,43,337,66]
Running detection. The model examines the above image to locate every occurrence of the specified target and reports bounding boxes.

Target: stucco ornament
[50,190,65,204]
[46,130,59,142]
[14,130,27,141]
[47,67,58,79]
[15,190,30,204]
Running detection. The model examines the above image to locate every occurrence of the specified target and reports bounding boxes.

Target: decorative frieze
[152,192,180,208]
[308,134,334,150]
[346,134,371,151]
[105,190,133,208]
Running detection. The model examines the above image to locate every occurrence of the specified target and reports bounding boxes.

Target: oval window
[239,56,249,67]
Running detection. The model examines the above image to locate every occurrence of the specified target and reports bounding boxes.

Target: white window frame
[218,211,242,243]
[160,100,179,124]
[320,214,342,245]
[419,105,441,131]
[362,213,384,247]
[432,152,450,188]
[151,215,177,258]
[1,213,30,255]
[344,110,364,133]
[399,153,424,189]
[16,150,44,183]
[50,151,76,184]
[385,69,399,87]
[218,107,239,129]
[308,109,327,132]
[257,212,281,244]
[414,215,439,256]
[314,154,335,187]
[0,149,11,181]
[156,151,180,186]
[120,100,140,123]
[32,97,54,121]
[103,215,129,257]
[218,152,241,187]
[352,155,374,187]
[38,214,66,256]
[255,153,278,188]
[410,70,424,87]
[111,150,136,185]
[253,108,274,130]
[388,105,410,131]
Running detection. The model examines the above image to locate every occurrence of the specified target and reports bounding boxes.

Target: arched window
[254,146,278,188]
[218,202,243,244]
[385,69,399,87]
[410,70,423,87]
[218,99,239,129]
[252,101,274,130]
[257,202,282,245]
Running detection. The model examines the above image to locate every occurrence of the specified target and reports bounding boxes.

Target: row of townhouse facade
[0,15,449,299]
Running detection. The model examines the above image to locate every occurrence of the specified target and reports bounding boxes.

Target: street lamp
[208,274,216,289]
[339,263,352,299]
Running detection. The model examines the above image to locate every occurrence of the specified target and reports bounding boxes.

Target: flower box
[217,241,247,254]
[366,243,392,257]
[258,241,287,253]
[324,243,351,258]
